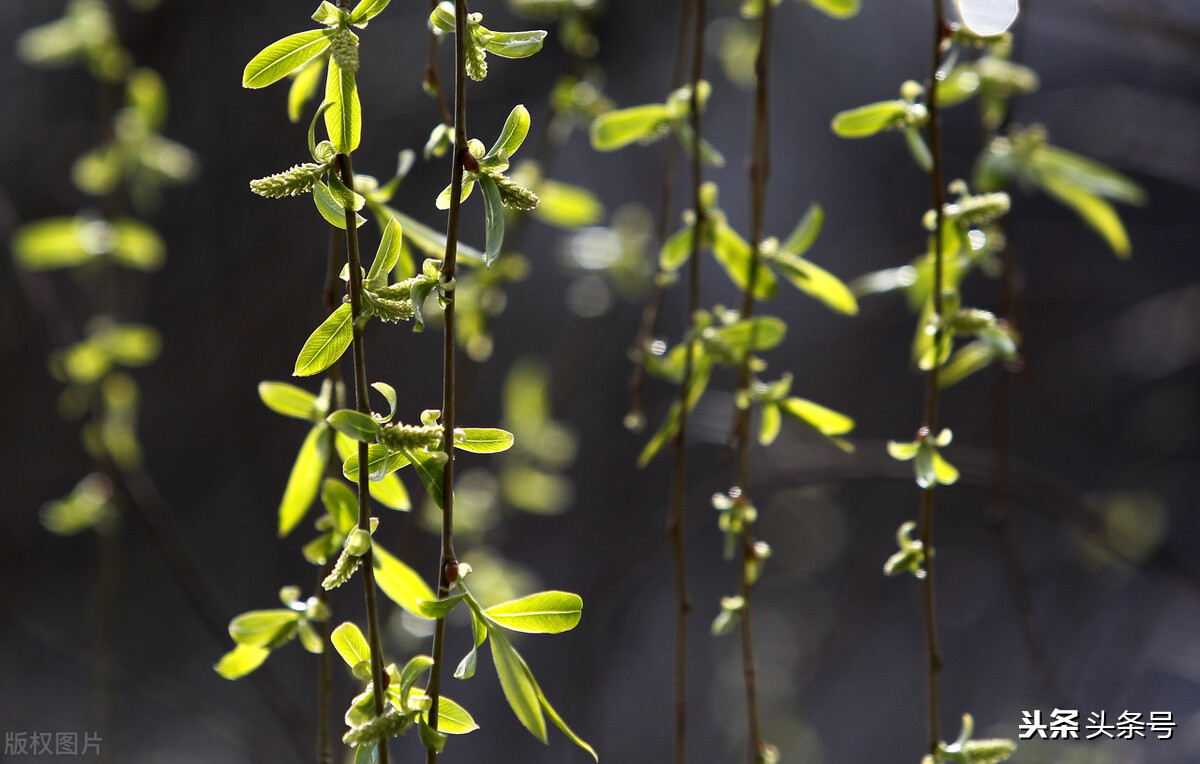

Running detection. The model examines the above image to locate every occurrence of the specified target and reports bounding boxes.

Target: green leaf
[259,381,320,421]
[767,253,858,315]
[295,303,353,377]
[830,100,907,138]
[483,591,582,634]
[939,340,996,388]
[287,55,326,123]
[370,382,398,422]
[435,178,476,211]
[779,397,855,446]
[711,316,787,355]
[453,428,514,454]
[383,208,486,265]
[589,104,671,151]
[659,225,694,272]
[780,203,823,256]
[531,178,604,228]
[1039,175,1132,258]
[482,30,547,59]
[403,447,447,509]
[315,181,367,229]
[321,477,359,535]
[711,223,776,299]
[887,440,920,461]
[327,409,382,442]
[229,609,300,647]
[99,323,160,366]
[279,424,332,536]
[398,654,435,706]
[341,440,411,484]
[530,676,597,762]
[1034,144,1146,206]
[423,695,478,734]
[486,105,531,161]
[373,545,437,616]
[215,644,271,679]
[418,718,447,753]
[480,175,505,265]
[758,402,781,446]
[312,2,343,26]
[111,219,165,271]
[325,57,361,153]
[331,621,371,668]
[806,0,860,18]
[11,218,92,270]
[244,30,334,89]
[904,127,933,172]
[637,353,712,467]
[349,0,390,26]
[416,594,465,620]
[367,218,403,285]
[488,629,547,742]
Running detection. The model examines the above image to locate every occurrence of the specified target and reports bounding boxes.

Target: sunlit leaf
[373,544,437,616]
[215,644,271,679]
[295,303,353,377]
[484,591,582,634]
[259,381,320,421]
[279,424,332,536]
[244,30,334,89]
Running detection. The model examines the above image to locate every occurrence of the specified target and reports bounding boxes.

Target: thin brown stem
[919,1,949,756]
[730,2,772,760]
[426,3,469,761]
[626,0,695,428]
[666,3,706,763]
[426,0,453,126]
[339,151,391,764]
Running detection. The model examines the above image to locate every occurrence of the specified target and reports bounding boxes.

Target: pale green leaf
[659,225,694,272]
[1034,144,1146,206]
[1039,175,1132,258]
[349,0,390,26]
[711,222,776,299]
[339,439,412,510]
[373,544,436,616]
[259,381,320,421]
[488,629,547,742]
[325,58,361,153]
[484,591,582,634]
[422,695,478,734]
[768,253,858,315]
[215,644,271,679]
[279,424,332,536]
[11,218,92,270]
[758,402,781,446]
[315,180,367,229]
[244,30,334,89]
[327,409,381,442]
[480,175,505,265]
[453,428,514,454]
[589,104,671,151]
[780,396,854,438]
[287,55,326,123]
[806,0,860,19]
[111,219,165,271]
[229,609,300,647]
[531,676,597,762]
[831,100,907,138]
[780,203,823,256]
[416,594,465,620]
[331,621,371,667]
[482,30,547,59]
[294,303,353,377]
[531,178,604,229]
[367,218,403,284]
[403,447,446,509]
[486,104,531,160]
[321,477,359,536]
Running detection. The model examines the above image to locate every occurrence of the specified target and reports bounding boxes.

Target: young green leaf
[341,440,411,484]
[295,303,353,377]
[259,381,320,421]
[453,428,515,454]
[370,381,398,422]
[758,401,782,446]
[1039,175,1132,258]
[530,676,598,762]
[488,628,547,742]
[11,218,93,270]
[779,396,854,453]
[767,253,859,315]
[287,56,326,123]
[244,30,334,89]
[331,621,371,667]
[482,30,547,59]
[483,591,582,634]
[659,225,694,272]
[830,100,907,138]
[321,477,359,535]
[455,605,489,680]
[486,105,531,161]
[422,695,478,734]
[479,175,505,265]
[229,609,301,647]
[416,594,465,620]
[589,104,671,151]
[806,0,860,18]
[402,447,447,509]
[327,409,382,442]
[780,203,823,256]
[325,58,361,153]
[315,180,367,228]
[111,219,165,271]
[215,644,271,679]
[638,354,713,467]
[367,218,403,285]
[279,424,332,536]
[711,223,776,299]
[349,0,390,27]
[373,544,437,616]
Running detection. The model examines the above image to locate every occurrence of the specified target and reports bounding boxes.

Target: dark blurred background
[4,0,1200,762]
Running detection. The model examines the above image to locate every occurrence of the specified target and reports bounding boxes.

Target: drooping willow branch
[424,1,469,760]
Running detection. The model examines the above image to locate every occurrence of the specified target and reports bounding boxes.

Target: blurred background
[3,0,1200,762]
